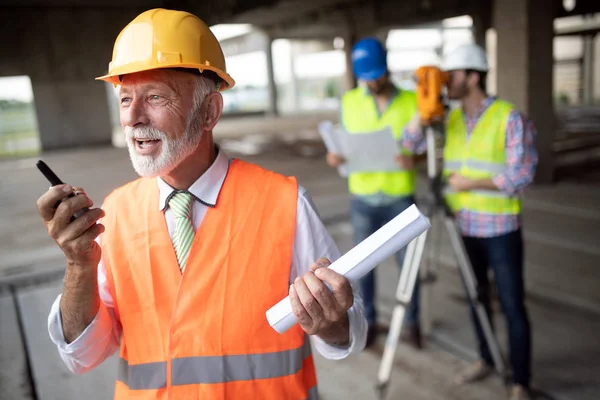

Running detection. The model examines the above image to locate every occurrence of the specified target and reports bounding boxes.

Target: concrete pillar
[595,35,600,103]
[0,8,132,151]
[486,28,498,95]
[343,31,358,92]
[289,40,301,112]
[472,4,492,51]
[32,80,113,151]
[582,34,595,105]
[264,35,279,116]
[374,28,390,46]
[494,0,555,183]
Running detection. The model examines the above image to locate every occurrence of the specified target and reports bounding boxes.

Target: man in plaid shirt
[400,44,538,400]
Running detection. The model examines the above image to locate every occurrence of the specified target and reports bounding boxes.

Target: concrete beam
[268,0,488,41]
[0,0,280,25]
[226,0,360,26]
[373,0,481,27]
[555,19,600,37]
[220,30,269,57]
[556,0,600,18]
[0,1,159,8]
[269,1,378,41]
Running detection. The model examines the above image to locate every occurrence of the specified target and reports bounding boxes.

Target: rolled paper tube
[266,204,431,334]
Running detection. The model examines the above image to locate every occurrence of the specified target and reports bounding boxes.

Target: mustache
[124,126,168,141]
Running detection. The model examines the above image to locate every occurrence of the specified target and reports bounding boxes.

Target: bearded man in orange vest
[36,9,367,399]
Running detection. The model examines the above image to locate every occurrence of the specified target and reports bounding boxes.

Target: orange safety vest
[101,159,318,400]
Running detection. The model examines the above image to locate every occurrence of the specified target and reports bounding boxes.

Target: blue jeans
[350,195,420,328]
[462,229,532,388]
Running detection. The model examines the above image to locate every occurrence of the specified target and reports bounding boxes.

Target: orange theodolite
[414,66,449,125]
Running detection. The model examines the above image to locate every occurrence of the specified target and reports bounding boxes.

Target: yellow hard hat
[96,8,235,91]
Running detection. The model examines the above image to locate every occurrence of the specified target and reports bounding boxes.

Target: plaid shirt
[401,96,538,238]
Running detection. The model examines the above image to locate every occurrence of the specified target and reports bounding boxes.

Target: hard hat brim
[96,63,236,91]
[355,66,387,81]
[441,65,489,73]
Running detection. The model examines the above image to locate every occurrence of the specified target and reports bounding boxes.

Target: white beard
[124,112,203,178]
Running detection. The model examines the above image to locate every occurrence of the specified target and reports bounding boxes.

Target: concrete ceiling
[2,0,600,39]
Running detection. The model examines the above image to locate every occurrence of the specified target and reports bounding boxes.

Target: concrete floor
[0,131,599,399]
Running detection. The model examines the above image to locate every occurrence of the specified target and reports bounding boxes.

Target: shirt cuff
[310,302,368,360]
[47,294,116,371]
[401,128,426,155]
[492,174,516,196]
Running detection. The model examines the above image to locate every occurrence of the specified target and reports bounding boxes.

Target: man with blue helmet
[326,37,421,348]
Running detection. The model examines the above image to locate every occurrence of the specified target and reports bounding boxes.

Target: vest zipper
[167,266,188,400]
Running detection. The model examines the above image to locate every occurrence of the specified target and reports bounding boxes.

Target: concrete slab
[313,344,507,400]
[1,134,599,399]
[16,280,118,400]
[328,219,600,400]
[0,293,34,400]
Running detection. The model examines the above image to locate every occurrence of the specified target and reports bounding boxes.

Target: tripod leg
[420,211,438,338]
[376,231,428,400]
[443,217,507,378]
[420,247,433,338]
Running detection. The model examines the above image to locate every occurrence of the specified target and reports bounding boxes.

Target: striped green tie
[168,191,195,272]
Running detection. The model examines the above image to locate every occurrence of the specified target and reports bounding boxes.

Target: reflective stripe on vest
[118,337,313,389]
[443,186,513,198]
[101,160,317,399]
[442,99,521,215]
[341,87,417,197]
[444,160,507,175]
[306,385,320,400]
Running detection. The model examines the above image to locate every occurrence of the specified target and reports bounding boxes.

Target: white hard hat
[442,43,488,72]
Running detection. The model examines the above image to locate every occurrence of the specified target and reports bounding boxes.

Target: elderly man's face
[119,69,204,177]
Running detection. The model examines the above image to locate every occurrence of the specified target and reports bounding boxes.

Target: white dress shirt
[47,148,368,374]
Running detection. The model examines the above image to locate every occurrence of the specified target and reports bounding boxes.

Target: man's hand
[37,184,105,343]
[395,154,414,170]
[37,184,105,267]
[326,153,346,168]
[448,173,474,192]
[290,258,353,346]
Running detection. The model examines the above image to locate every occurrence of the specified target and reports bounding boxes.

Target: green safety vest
[340,87,417,197]
[443,99,521,215]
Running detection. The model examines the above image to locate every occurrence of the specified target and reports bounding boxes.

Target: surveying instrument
[375,66,509,399]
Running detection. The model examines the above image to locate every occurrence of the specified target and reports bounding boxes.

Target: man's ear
[467,71,480,90]
[202,92,224,131]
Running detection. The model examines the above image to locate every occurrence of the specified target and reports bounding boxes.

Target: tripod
[375,124,509,400]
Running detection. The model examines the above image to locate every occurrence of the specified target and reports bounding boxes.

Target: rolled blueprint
[266,203,431,334]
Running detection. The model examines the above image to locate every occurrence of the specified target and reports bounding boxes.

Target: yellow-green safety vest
[443,99,521,215]
[341,87,417,197]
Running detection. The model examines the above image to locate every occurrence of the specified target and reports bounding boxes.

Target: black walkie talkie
[36,160,89,222]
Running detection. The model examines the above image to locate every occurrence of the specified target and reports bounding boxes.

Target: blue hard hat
[351,38,387,81]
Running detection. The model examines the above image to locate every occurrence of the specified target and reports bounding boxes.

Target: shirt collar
[463,95,497,120]
[157,146,230,211]
[362,85,400,99]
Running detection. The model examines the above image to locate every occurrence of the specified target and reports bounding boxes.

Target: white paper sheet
[344,126,401,173]
[265,204,431,334]
[317,120,349,177]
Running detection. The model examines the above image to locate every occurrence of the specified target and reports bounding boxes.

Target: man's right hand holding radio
[36,184,105,343]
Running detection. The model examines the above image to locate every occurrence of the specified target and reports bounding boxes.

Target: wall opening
[0,76,41,158]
